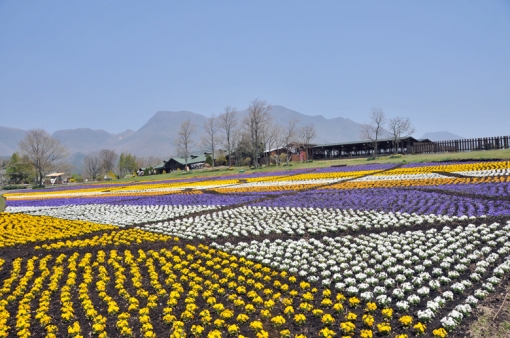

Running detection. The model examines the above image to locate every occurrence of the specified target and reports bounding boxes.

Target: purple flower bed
[417,182,510,198]
[6,193,261,208]
[251,188,510,217]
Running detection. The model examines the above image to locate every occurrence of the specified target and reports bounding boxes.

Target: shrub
[2,185,28,190]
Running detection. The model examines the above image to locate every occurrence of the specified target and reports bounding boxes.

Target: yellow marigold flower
[432,328,448,338]
[395,335,409,338]
[336,294,346,302]
[236,313,249,323]
[294,313,307,325]
[360,329,373,338]
[348,297,360,308]
[280,329,291,338]
[206,330,222,338]
[362,314,374,327]
[333,303,344,312]
[339,321,356,334]
[220,309,234,320]
[300,281,310,290]
[227,324,239,335]
[245,304,255,314]
[321,298,333,307]
[322,313,335,326]
[365,302,377,312]
[377,322,391,335]
[319,327,336,338]
[271,315,286,327]
[413,322,426,335]
[381,308,393,319]
[249,320,264,332]
[399,315,413,327]
[345,312,357,321]
[256,330,269,338]
[312,309,324,317]
[213,319,225,328]
[260,309,271,318]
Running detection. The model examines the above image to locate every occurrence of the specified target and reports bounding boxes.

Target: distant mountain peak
[420,131,464,141]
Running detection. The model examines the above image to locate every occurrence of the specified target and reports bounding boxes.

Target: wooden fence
[413,136,510,154]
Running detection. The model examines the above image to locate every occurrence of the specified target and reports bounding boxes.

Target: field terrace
[1,160,510,338]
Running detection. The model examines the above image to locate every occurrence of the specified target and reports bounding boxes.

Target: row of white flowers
[7,204,218,227]
[215,222,510,326]
[352,173,450,182]
[454,169,510,177]
[219,178,349,189]
[140,206,458,240]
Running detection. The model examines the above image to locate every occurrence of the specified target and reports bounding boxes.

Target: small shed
[46,172,66,185]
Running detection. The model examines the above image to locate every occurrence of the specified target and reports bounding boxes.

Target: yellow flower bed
[0,243,402,337]
[4,186,203,201]
[321,175,510,190]
[214,183,324,194]
[35,228,179,250]
[378,161,510,175]
[271,170,377,181]
[0,213,115,248]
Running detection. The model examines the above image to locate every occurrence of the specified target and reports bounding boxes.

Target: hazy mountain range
[0,106,366,158]
[1,106,466,162]
[419,131,464,142]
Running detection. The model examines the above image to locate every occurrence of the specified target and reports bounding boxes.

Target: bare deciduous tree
[98,149,117,174]
[18,129,68,186]
[175,118,196,170]
[361,108,387,159]
[298,124,317,162]
[202,114,221,170]
[244,99,272,168]
[264,123,281,165]
[84,153,101,180]
[279,118,298,165]
[137,156,162,168]
[388,117,415,154]
[218,106,238,168]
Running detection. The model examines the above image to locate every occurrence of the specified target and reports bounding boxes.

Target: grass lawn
[0,193,5,213]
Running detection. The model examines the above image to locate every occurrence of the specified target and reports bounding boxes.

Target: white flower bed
[220,178,349,189]
[140,206,457,240]
[215,222,510,324]
[352,173,449,182]
[9,204,219,227]
[454,169,510,177]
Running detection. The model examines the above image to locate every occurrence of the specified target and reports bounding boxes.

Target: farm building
[154,154,208,173]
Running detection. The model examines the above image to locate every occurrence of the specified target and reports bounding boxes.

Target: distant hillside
[0,127,26,156]
[420,131,464,142]
[0,105,365,157]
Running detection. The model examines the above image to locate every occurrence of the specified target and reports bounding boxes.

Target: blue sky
[0,1,509,138]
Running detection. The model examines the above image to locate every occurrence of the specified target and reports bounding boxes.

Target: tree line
[175,99,317,169]
[1,102,416,186]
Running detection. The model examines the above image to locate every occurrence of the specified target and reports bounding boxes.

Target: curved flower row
[253,188,510,217]
[141,206,452,240]
[8,204,220,227]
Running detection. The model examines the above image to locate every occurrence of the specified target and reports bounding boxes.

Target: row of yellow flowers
[35,228,179,250]
[379,161,509,175]
[0,243,450,337]
[322,175,510,190]
[4,187,203,201]
[0,213,115,248]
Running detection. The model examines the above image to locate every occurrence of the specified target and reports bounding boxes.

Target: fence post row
[413,135,510,154]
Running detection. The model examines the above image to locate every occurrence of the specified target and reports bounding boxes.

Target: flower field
[1,160,510,338]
